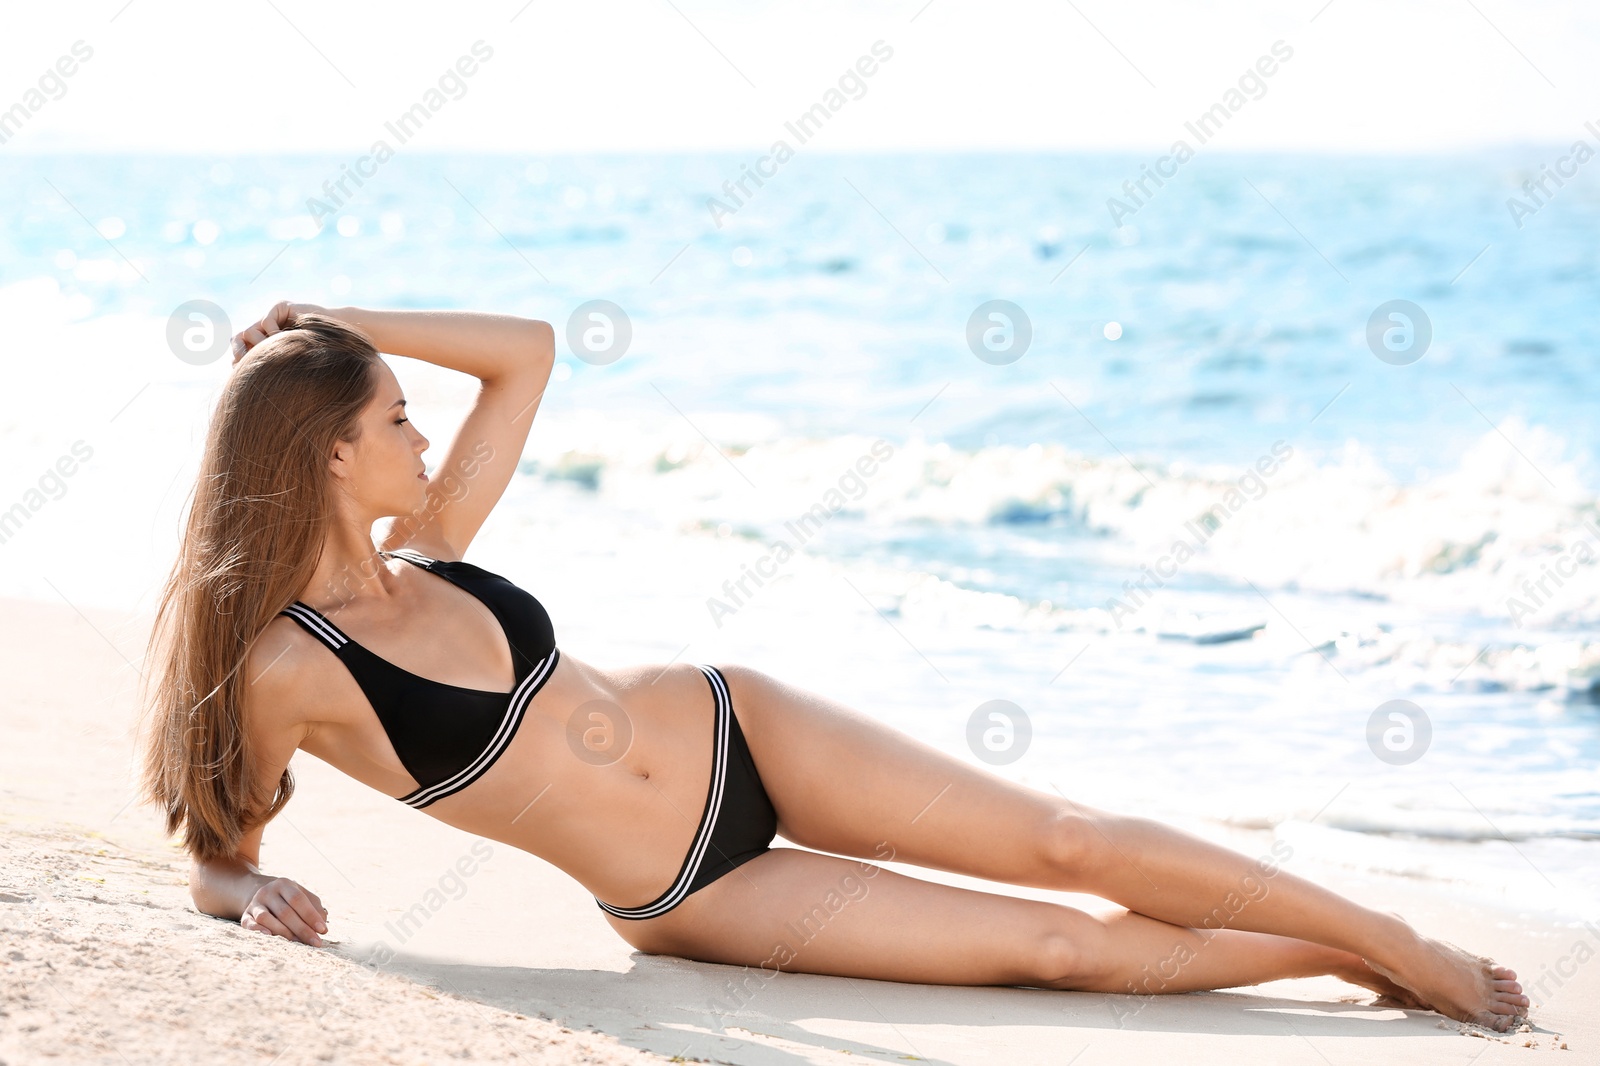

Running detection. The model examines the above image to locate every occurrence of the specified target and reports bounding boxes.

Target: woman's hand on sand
[241,876,329,947]
[230,300,325,364]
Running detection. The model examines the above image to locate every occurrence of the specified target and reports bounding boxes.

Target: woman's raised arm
[330,306,557,559]
[318,305,552,387]
[230,300,557,560]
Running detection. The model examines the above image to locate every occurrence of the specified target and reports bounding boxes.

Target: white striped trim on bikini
[596,664,730,920]
[398,646,561,809]
[281,602,349,650]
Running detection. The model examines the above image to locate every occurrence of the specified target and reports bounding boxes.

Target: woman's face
[330,359,430,518]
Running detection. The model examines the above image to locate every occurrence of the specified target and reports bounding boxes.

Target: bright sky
[2,0,1595,153]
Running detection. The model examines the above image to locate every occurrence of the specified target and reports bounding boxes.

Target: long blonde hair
[136,311,380,862]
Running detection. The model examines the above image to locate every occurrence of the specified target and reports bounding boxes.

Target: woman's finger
[230,302,303,365]
[254,300,294,341]
[303,888,327,914]
[244,907,293,941]
[269,895,324,946]
[282,884,329,934]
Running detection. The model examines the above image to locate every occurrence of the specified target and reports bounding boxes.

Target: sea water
[1,151,1595,912]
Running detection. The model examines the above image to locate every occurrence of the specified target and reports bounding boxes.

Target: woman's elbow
[526,319,556,363]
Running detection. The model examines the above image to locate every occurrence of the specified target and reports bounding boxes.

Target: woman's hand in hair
[230,300,326,364]
[240,876,330,946]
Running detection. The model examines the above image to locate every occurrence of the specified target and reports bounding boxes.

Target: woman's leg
[712,664,1529,1030]
[624,848,1419,1004]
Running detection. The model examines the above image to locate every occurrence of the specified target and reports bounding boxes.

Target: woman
[137,301,1530,1032]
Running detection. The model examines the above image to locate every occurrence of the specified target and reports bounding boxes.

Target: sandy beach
[0,592,1592,1065]
[5,0,1599,1058]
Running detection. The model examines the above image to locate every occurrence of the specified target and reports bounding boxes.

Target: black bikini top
[278,547,560,809]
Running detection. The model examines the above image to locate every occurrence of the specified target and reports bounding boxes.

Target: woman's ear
[327,438,357,482]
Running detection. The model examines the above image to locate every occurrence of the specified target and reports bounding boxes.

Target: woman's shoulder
[247,616,332,736]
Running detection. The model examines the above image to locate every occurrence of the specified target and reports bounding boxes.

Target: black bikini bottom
[595,664,778,920]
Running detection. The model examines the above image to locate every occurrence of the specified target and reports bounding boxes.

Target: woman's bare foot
[1364,927,1530,1032]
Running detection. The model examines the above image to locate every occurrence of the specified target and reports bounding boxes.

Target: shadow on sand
[335,942,1490,1065]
